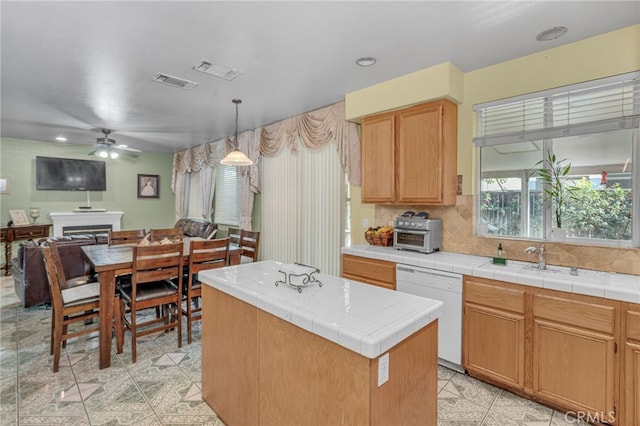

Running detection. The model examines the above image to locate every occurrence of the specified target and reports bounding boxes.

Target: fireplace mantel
[49,211,123,237]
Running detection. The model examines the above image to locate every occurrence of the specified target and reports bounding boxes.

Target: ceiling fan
[88,128,142,159]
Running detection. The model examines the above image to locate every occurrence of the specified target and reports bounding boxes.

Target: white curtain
[173,100,358,269]
[199,166,215,219]
[172,162,190,220]
[261,143,344,275]
[236,130,261,230]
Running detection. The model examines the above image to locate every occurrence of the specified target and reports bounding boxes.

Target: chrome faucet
[524,244,546,270]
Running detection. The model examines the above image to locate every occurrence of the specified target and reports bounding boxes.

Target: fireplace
[62,224,113,236]
[49,211,123,237]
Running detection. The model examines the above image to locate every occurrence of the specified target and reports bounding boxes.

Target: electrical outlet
[363,218,369,229]
[378,352,389,386]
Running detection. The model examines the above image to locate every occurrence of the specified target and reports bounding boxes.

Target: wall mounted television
[36,156,107,191]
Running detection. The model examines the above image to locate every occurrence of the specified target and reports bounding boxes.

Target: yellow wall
[461,24,640,194]
[345,62,464,122]
[346,24,639,246]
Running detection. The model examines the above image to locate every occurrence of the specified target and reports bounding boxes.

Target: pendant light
[221,99,253,166]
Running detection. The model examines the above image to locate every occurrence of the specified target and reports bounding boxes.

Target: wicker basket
[365,230,393,247]
[365,232,375,245]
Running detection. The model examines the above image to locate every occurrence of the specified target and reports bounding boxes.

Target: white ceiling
[1,1,639,155]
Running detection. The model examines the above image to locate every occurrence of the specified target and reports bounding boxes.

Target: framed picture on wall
[138,174,159,198]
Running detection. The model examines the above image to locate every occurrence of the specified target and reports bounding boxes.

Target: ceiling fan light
[221,150,253,166]
[109,151,119,159]
[97,150,109,158]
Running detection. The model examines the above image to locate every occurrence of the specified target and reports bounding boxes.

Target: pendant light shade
[221,149,253,166]
[221,99,253,166]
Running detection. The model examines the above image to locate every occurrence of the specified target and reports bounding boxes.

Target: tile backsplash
[376,195,640,276]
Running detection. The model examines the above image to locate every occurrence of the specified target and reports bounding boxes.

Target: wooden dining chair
[149,227,183,242]
[227,227,241,245]
[108,229,147,289]
[116,242,183,363]
[108,229,146,245]
[239,230,260,263]
[43,243,121,372]
[182,237,230,344]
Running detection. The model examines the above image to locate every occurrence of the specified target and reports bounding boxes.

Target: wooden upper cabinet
[361,112,395,203]
[360,100,458,205]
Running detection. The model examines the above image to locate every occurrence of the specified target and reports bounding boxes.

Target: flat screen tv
[36,156,107,191]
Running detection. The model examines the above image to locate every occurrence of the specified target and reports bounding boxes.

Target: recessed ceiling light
[55,136,67,142]
[536,26,568,41]
[356,57,377,67]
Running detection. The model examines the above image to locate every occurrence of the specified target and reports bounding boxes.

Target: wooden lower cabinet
[623,305,640,425]
[463,276,623,425]
[463,277,525,391]
[532,294,617,422]
[341,254,396,290]
[202,285,439,426]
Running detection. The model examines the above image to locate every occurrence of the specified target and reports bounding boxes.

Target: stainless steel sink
[478,260,608,281]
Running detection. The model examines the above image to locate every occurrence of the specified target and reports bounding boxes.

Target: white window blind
[261,144,344,276]
[474,71,640,147]
[213,165,238,226]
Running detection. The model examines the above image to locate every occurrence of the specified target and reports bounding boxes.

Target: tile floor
[0,276,588,425]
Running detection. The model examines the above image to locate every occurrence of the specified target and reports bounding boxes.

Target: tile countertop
[341,244,640,304]
[198,260,443,359]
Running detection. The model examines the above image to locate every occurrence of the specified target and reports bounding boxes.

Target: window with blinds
[474,72,639,146]
[213,165,238,226]
[475,72,640,246]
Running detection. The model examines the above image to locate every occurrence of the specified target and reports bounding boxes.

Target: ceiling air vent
[193,59,242,81]
[152,73,199,90]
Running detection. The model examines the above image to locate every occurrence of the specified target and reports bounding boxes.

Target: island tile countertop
[342,244,640,304]
[198,260,443,359]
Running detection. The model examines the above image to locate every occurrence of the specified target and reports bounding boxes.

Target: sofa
[11,218,218,308]
[11,234,107,307]
[174,218,218,239]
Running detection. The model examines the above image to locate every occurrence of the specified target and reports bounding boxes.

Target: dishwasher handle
[397,265,462,280]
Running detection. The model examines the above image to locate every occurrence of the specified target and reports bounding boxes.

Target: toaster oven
[393,211,442,253]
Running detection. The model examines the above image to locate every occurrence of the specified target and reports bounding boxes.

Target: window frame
[475,72,640,247]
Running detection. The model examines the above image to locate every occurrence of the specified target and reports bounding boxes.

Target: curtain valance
[173,100,361,186]
[173,139,227,174]
[260,101,361,185]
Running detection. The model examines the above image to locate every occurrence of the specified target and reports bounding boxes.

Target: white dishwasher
[396,264,463,372]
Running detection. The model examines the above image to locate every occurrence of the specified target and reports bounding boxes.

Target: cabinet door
[625,309,640,426]
[464,303,525,390]
[361,112,395,203]
[463,278,525,391]
[533,294,616,420]
[396,101,457,205]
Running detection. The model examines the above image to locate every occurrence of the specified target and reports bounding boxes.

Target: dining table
[82,237,241,369]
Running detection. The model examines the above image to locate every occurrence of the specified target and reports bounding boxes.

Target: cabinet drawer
[464,278,525,314]
[627,310,640,341]
[342,255,395,289]
[14,227,47,239]
[534,294,615,335]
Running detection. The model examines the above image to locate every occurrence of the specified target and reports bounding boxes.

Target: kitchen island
[198,261,443,426]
